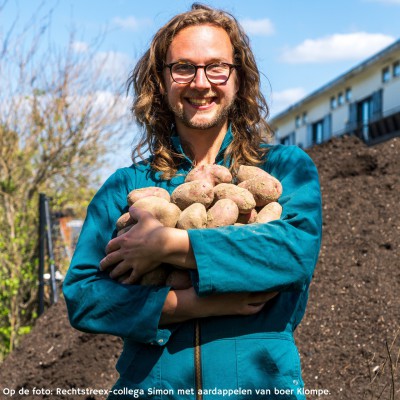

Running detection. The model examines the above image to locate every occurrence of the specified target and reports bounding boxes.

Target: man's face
[163,24,239,132]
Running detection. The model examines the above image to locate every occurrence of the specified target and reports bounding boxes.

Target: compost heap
[0,135,399,400]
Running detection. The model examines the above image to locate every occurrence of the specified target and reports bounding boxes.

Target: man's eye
[208,64,228,73]
[174,64,194,73]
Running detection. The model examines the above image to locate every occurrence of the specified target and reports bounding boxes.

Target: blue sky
[2,0,400,178]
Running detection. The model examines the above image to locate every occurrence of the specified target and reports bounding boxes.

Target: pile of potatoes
[115,164,283,287]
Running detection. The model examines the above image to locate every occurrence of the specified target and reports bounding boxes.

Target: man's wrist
[159,227,196,269]
[160,288,204,325]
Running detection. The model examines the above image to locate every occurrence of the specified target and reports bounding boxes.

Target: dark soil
[0,135,399,400]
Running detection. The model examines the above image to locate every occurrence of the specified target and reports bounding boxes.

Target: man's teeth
[188,98,213,105]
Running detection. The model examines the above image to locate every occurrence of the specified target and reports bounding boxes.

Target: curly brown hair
[127,3,272,179]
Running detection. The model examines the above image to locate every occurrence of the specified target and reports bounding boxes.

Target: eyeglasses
[165,62,237,85]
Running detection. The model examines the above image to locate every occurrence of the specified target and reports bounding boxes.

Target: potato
[127,187,170,205]
[132,196,181,227]
[207,199,239,228]
[116,212,135,230]
[140,266,171,286]
[115,173,284,288]
[238,176,282,207]
[236,165,273,183]
[117,224,134,236]
[213,183,256,214]
[165,269,192,290]
[236,208,258,224]
[171,180,214,210]
[256,202,282,223]
[185,164,232,186]
[176,203,207,230]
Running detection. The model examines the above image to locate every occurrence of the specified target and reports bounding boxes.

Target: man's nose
[191,67,211,90]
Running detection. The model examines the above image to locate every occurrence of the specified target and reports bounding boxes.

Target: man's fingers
[264,291,279,301]
[109,261,134,279]
[248,291,279,306]
[247,303,266,312]
[100,251,123,271]
[117,271,132,284]
[122,271,140,285]
[105,237,121,255]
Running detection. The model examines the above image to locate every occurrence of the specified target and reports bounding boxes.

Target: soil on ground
[0,135,399,400]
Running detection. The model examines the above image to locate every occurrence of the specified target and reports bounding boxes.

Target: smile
[186,97,216,106]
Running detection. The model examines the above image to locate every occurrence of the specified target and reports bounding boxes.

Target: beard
[167,96,236,130]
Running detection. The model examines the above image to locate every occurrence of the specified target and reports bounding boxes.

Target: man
[64,4,322,399]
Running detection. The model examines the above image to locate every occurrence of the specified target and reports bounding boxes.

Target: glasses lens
[171,63,195,83]
[206,63,230,84]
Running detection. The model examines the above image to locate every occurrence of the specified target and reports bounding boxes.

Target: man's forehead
[166,25,234,62]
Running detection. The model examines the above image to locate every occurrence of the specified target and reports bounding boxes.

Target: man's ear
[158,78,166,95]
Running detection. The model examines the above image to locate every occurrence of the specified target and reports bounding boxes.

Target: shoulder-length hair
[127,3,272,179]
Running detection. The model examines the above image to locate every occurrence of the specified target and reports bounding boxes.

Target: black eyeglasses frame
[164,61,238,85]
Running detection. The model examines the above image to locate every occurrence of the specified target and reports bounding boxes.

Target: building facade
[271,39,400,148]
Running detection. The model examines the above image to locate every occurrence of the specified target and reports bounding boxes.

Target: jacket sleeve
[63,169,173,346]
[188,145,322,295]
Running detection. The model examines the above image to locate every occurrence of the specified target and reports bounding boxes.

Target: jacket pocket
[236,334,301,393]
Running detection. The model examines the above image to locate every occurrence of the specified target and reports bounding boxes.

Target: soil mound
[297,135,400,399]
[0,135,399,399]
[0,299,121,399]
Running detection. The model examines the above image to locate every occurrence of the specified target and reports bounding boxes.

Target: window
[345,88,352,102]
[295,116,301,128]
[338,92,344,106]
[357,96,373,142]
[312,120,324,145]
[302,112,307,124]
[394,61,400,77]
[330,96,337,109]
[280,132,296,146]
[382,66,390,83]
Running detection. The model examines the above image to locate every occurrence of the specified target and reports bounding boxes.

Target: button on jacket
[63,127,323,399]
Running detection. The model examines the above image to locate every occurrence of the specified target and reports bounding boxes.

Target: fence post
[38,193,46,316]
[38,193,59,316]
[44,196,58,304]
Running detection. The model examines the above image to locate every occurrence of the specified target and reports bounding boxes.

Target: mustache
[183,91,218,97]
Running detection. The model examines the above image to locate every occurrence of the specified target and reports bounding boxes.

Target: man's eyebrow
[169,57,233,64]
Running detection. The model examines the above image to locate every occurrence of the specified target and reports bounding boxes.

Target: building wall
[384,72,400,111]
[272,43,400,147]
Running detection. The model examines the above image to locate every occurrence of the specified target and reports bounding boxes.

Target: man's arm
[159,287,278,325]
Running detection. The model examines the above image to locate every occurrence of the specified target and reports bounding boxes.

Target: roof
[270,38,400,123]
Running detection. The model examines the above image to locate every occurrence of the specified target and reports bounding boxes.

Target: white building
[271,39,400,148]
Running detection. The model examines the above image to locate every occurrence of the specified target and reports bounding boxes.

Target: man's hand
[100,207,168,284]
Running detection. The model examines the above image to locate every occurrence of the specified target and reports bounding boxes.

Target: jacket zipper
[194,319,203,400]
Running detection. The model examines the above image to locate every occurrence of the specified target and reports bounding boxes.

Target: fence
[38,193,59,316]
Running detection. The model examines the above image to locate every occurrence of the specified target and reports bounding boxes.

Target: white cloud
[71,41,89,53]
[281,32,395,63]
[93,51,134,80]
[240,18,275,36]
[112,16,152,31]
[90,90,131,117]
[367,0,400,4]
[269,87,307,116]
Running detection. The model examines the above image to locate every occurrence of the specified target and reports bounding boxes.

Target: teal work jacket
[63,127,322,399]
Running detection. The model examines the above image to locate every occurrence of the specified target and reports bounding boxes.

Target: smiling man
[164,25,238,132]
[64,4,322,399]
